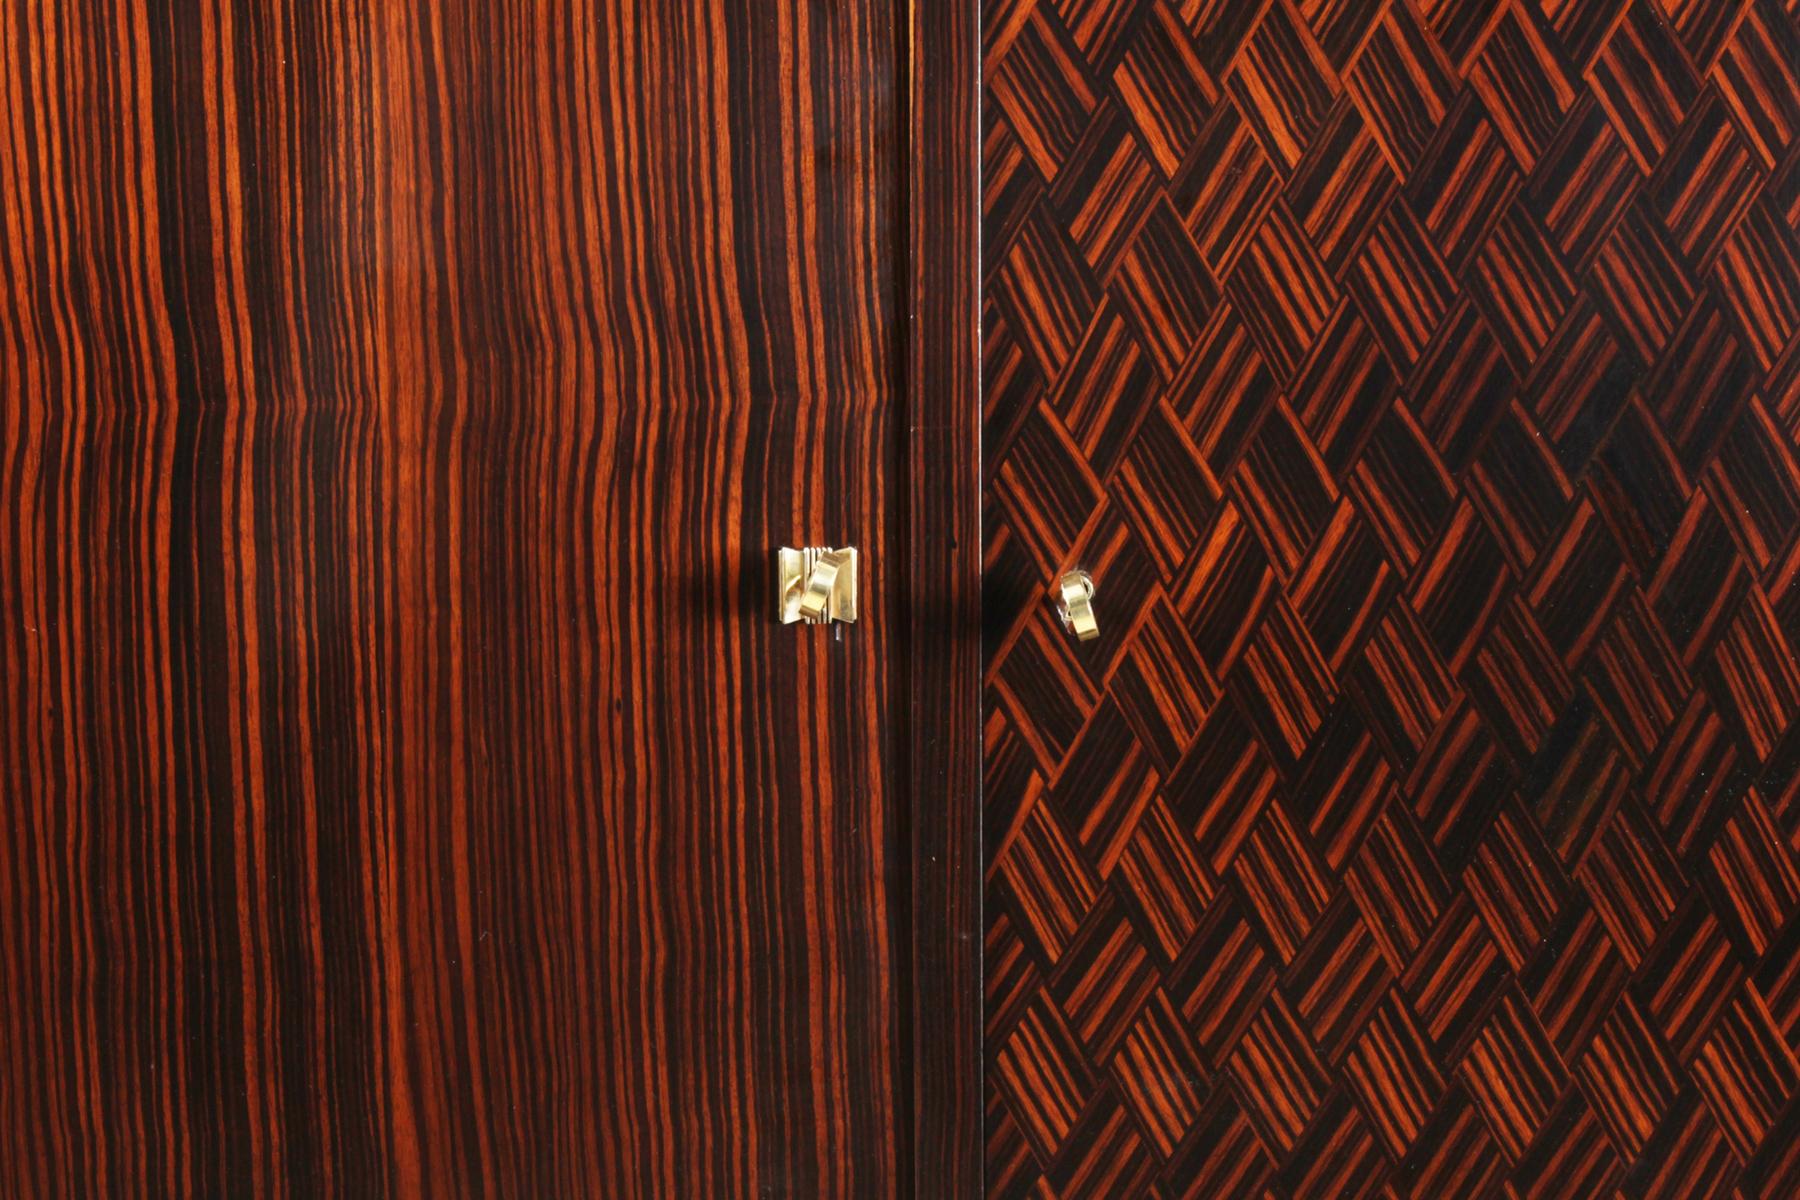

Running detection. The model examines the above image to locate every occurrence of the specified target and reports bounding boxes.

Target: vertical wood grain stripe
[908,0,983,1193]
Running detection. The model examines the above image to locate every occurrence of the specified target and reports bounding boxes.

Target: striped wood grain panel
[1,0,915,1195]
[984,0,1800,1195]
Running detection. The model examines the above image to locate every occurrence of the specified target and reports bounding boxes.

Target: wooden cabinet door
[0,1,977,1195]
[984,1,1800,1195]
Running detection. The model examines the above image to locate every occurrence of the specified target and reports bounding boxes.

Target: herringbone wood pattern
[984,0,1800,1194]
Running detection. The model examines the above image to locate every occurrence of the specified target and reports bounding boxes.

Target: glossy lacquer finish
[986,0,1800,1195]
[1,0,911,1194]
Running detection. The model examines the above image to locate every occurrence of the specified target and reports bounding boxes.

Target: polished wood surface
[1,0,914,1194]
[986,0,1800,1194]
[906,0,984,1193]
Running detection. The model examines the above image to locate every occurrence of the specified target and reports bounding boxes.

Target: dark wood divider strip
[906,0,984,1193]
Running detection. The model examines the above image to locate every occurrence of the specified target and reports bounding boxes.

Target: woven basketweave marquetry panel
[983,0,1800,1194]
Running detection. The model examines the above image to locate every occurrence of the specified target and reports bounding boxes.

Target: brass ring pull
[798,550,849,620]
[1055,570,1098,641]
[778,546,859,624]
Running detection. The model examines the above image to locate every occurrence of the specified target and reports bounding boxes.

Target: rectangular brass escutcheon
[778,546,858,624]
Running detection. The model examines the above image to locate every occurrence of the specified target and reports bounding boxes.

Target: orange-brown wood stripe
[985,0,1800,1194]
[1,0,915,1194]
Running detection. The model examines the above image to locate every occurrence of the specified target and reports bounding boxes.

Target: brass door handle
[1054,570,1098,641]
[778,546,858,624]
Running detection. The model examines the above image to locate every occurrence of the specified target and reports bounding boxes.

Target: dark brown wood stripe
[909,0,982,1190]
